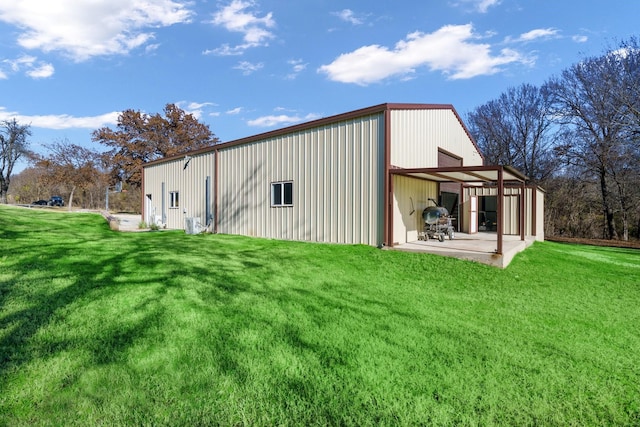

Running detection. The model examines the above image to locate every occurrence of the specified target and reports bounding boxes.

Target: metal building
[142,103,544,255]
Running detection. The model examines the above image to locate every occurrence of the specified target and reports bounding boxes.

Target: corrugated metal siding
[536,188,545,240]
[392,175,438,244]
[390,109,483,168]
[503,195,520,235]
[464,186,532,236]
[143,151,216,230]
[217,114,385,245]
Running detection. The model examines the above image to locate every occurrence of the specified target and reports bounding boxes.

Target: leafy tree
[466,83,558,184]
[92,103,219,189]
[0,119,31,204]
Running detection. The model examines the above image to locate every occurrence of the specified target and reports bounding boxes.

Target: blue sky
[1,0,638,172]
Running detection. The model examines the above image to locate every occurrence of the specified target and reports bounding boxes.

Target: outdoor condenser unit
[185,217,202,235]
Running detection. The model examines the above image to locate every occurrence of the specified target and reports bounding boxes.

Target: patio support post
[497,168,504,255]
[383,107,392,247]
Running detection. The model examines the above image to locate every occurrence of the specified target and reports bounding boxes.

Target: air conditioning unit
[185,217,201,234]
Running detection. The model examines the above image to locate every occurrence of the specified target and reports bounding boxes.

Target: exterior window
[169,191,179,208]
[271,181,293,207]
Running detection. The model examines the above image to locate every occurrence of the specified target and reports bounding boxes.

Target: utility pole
[105,182,123,211]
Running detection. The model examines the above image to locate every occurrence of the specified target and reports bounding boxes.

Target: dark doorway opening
[440,192,459,232]
[478,196,497,232]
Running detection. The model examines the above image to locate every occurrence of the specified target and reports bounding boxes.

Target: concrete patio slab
[392,232,536,268]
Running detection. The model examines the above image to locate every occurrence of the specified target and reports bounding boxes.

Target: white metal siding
[464,186,538,236]
[392,175,438,244]
[390,109,483,168]
[503,195,520,235]
[217,114,385,245]
[536,188,545,240]
[143,151,216,230]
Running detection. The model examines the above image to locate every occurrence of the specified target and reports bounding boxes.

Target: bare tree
[616,37,640,140]
[7,166,49,204]
[466,83,558,184]
[547,45,637,240]
[35,140,108,210]
[0,119,31,204]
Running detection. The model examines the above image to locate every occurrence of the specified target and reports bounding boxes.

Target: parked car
[48,196,64,207]
[32,200,48,206]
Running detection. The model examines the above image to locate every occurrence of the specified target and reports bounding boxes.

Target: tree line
[466,37,640,241]
[4,104,218,212]
[3,38,639,241]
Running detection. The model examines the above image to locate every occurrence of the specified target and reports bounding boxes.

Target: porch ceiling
[389,165,527,184]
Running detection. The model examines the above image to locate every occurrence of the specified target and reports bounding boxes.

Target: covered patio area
[387,165,541,268]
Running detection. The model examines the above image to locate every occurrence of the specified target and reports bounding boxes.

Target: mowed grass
[0,205,639,426]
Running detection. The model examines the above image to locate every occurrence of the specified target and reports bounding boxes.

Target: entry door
[469,196,478,233]
[145,194,153,225]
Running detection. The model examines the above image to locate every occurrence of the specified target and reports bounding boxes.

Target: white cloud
[186,101,216,110]
[26,62,54,79]
[209,0,275,55]
[475,0,501,13]
[0,0,193,61]
[572,35,588,43]
[1,55,55,79]
[226,107,243,115]
[333,9,364,25]
[286,59,307,79]
[248,113,320,127]
[318,24,528,85]
[453,0,501,13]
[233,61,264,75]
[0,107,119,129]
[175,101,217,120]
[515,28,560,42]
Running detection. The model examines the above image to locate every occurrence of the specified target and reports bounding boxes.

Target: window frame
[271,181,293,207]
[169,191,179,208]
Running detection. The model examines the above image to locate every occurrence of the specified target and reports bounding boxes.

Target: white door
[145,194,153,225]
[469,196,478,233]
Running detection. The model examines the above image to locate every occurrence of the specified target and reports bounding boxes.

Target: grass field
[1,205,639,426]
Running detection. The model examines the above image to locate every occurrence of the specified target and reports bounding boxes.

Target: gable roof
[144,103,482,168]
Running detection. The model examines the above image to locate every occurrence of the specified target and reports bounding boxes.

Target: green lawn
[1,205,639,426]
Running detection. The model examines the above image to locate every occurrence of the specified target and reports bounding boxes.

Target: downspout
[140,166,145,221]
[213,148,219,234]
[161,182,166,225]
[531,186,537,238]
[205,175,211,227]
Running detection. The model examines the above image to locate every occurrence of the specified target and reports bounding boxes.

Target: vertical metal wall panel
[216,113,384,245]
[392,175,438,244]
[465,186,540,236]
[502,195,519,235]
[536,188,545,240]
[390,109,483,168]
[143,151,216,230]
[524,187,533,236]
